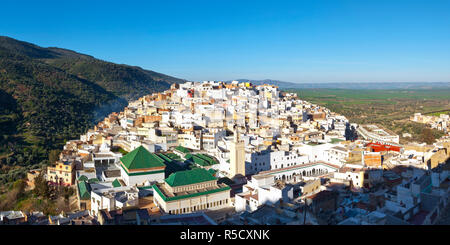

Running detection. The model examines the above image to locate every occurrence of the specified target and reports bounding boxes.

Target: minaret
[229,125,246,178]
[362,150,365,166]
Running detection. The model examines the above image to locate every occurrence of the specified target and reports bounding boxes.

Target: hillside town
[2,81,449,225]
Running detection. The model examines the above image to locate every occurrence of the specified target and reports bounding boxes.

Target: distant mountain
[228,79,450,90]
[0,36,187,177]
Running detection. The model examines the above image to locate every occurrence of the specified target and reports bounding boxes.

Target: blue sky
[1,0,450,83]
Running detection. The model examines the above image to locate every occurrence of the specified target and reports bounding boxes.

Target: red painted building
[366,142,401,152]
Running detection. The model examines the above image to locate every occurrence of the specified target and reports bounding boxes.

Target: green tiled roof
[120,163,165,176]
[112,179,122,188]
[78,181,91,200]
[166,153,181,160]
[196,153,213,161]
[165,168,217,187]
[120,146,166,170]
[78,175,88,181]
[191,155,209,166]
[196,154,218,165]
[208,169,217,176]
[88,178,99,184]
[175,145,191,154]
[153,184,230,202]
[157,153,172,163]
[187,154,218,166]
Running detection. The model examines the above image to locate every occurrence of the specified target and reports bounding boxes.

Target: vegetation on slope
[0,36,186,187]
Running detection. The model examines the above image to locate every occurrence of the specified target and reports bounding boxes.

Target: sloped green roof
[153,184,230,202]
[185,153,217,166]
[157,153,172,163]
[196,154,218,165]
[112,179,122,188]
[78,175,88,181]
[78,181,91,200]
[165,168,217,187]
[208,169,217,176]
[192,155,209,166]
[120,146,166,170]
[175,145,191,154]
[166,153,181,160]
[197,153,213,161]
[88,178,99,184]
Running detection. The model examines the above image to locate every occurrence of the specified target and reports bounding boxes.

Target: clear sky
[1,0,450,83]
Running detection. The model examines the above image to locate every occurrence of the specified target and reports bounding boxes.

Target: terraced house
[46,161,76,186]
[119,146,166,186]
[152,168,231,214]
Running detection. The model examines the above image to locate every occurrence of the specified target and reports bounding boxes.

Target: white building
[235,174,293,212]
[90,186,139,217]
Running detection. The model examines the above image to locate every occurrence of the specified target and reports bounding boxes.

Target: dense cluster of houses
[411,112,450,132]
[6,81,449,225]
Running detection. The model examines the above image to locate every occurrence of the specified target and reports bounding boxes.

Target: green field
[424,110,450,117]
[293,88,450,100]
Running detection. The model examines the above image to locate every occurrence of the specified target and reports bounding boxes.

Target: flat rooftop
[104,169,121,178]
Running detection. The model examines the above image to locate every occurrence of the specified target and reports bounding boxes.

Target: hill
[0,36,187,186]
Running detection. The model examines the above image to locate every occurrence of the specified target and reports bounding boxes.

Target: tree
[33,172,50,198]
[61,186,74,201]
[421,128,435,145]
[12,179,26,193]
[48,149,60,164]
